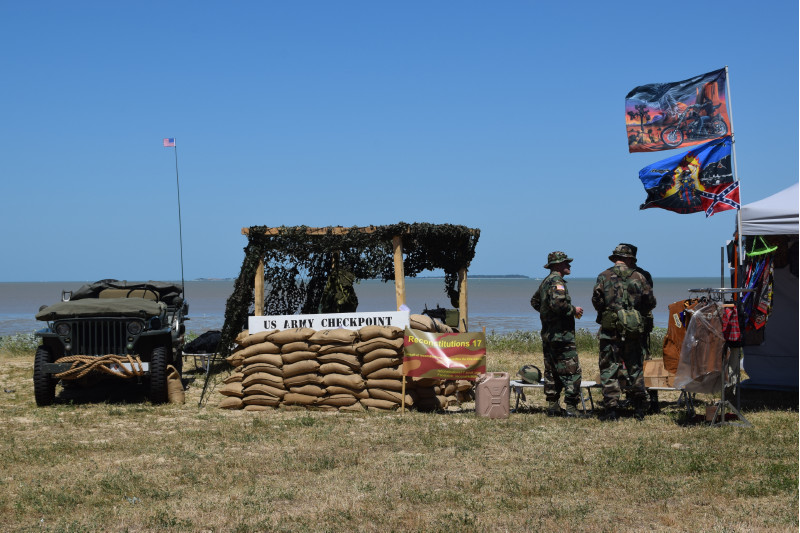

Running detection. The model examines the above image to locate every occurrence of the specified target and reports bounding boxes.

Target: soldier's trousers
[542,339,582,406]
[598,334,647,408]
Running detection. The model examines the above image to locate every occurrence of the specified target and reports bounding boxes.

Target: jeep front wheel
[33,345,56,406]
[148,345,169,404]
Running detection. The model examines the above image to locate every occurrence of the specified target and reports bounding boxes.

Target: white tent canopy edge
[738,182,799,389]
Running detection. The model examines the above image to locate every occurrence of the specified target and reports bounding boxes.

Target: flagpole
[172,139,186,298]
[724,66,745,270]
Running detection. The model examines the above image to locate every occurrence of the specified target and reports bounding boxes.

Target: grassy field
[0,334,797,532]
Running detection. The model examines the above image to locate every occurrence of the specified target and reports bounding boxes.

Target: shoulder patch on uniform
[555,284,565,291]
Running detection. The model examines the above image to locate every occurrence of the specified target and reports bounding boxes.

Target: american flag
[163,138,176,147]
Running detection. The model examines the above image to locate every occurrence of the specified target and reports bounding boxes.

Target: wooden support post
[255,258,265,316]
[392,235,406,310]
[458,267,468,332]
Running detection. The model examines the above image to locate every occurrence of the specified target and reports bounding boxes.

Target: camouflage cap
[543,251,573,269]
[618,243,638,263]
[609,243,637,262]
[518,364,542,384]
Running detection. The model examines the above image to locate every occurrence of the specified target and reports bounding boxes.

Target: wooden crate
[644,359,672,388]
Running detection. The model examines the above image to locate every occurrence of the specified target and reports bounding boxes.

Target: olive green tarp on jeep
[35,299,166,321]
[69,280,184,307]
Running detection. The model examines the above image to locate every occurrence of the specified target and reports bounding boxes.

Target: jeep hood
[36,299,167,321]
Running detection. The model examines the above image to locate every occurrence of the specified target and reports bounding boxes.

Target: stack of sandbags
[219,317,474,412]
[312,328,365,412]
[358,325,407,411]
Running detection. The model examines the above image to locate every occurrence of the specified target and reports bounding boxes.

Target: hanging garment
[662,299,701,375]
[720,306,741,342]
[673,301,726,394]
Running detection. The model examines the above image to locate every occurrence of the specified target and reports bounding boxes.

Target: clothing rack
[687,288,753,427]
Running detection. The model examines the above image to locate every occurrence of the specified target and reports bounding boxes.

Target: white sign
[248,311,410,333]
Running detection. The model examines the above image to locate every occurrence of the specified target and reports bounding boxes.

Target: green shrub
[486,327,666,357]
[0,332,39,357]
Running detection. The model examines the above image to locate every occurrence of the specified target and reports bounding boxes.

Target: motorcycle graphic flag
[639,136,739,216]
[403,328,486,380]
[626,68,730,153]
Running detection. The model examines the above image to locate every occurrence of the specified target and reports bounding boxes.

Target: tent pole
[724,65,745,269]
[392,236,406,310]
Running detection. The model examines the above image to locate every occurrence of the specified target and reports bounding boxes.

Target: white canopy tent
[739,182,799,389]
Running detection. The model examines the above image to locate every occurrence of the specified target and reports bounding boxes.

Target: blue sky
[1,1,797,281]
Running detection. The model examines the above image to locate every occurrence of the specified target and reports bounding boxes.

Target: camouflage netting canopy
[219,223,480,357]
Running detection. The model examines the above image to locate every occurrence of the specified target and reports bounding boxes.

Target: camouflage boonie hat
[619,243,638,263]
[518,364,542,384]
[609,243,637,262]
[543,251,573,268]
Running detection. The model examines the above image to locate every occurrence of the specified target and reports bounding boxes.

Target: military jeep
[33,279,188,406]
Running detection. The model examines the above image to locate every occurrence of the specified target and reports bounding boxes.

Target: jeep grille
[66,319,129,356]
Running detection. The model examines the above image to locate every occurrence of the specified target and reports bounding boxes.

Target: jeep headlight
[55,323,71,336]
[127,321,143,335]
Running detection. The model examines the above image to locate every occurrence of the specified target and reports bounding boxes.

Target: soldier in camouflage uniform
[618,243,660,413]
[531,251,585,418]
[592,244,656,421]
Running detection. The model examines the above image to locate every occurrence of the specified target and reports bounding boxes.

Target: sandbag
[243,394,281,407]
[322,373,365,390]
[365,378,404,392]
[309,328,358,345]
[355,337,404,355]
[325,385,369,399]
[316,353,360,370]
[282,359,320,378]
[243,363,282,378]
[226,350,245,368]
[282,392,319,406]
[243,404,275,411]
[319,362,355,375]
[239,341,279,358]
[318,394,358,407]
[289,384,326,397]
[243,363,284,377]
[219,396,244,409]
[360,398,398,410]
[361,357,402,377]
[283,373,324,387]
[219,382,244,398]
[234,329,250,345]
[242,352,283,367]
[318,344,358,356]
[281,351,319,364]
[362,347,403,364]
[238,329,277,347]
[166,365,185,404]
[409,314,436,332]
[443,381,456,396]
[242,372,284,388]
[270,328,315,344]
[243,383,286,399]
[281,341,317,354]
[339,402,365,413]
[368,388,412,406]
[366,365,402,380]
[359,325,403,341]
[456,380,473,392]
[222,372,243,384]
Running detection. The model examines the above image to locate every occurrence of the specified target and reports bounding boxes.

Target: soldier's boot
[563,404,588,419]
[633,399,646,421]
[546,401,563,417]
[600,407,618,422]
[648,390,661,414]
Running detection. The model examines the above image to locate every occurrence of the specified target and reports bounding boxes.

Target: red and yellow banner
[402,328,486,380]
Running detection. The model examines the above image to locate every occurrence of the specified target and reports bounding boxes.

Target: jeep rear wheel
[148,345,169,404]
[33,346,57,406]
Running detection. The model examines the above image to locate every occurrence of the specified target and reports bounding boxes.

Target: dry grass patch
[0,349,796,532]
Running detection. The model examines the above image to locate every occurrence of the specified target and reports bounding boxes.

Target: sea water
[0,277,721,337]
